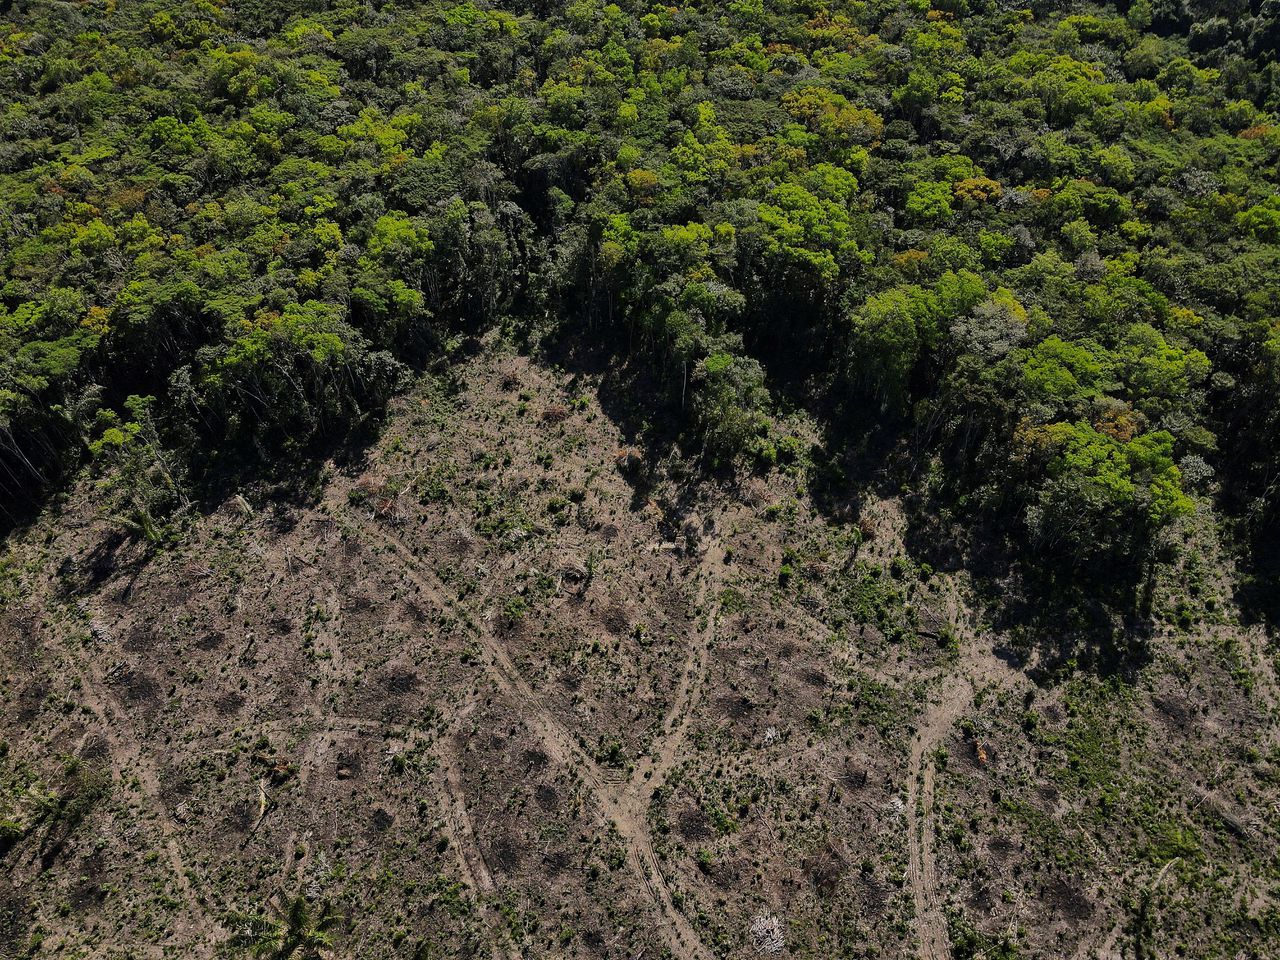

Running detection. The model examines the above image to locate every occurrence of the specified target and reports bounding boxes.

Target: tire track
[630,543,722,792]
[371,527,604,790]
[361,518,722,960]
[438,745,523,960]
[905,645,1026,960]
[440,750,497,897]
[906,672,972,960]
[67,622,214,953]
[164,700,520,960]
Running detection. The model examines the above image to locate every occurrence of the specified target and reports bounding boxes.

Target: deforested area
[1,0,1278,957]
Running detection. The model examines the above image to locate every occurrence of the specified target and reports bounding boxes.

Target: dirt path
[630,542,722,791]
[601,540,725,960]
[172,694,524,960]
[440,749,497,897]
[371,528,606,790]
[68,621,214,954]
[188,699,522,960]
[361,518,722,960]
[438,746,526,960]
[905,671,972,960]
[905,639,1026,960]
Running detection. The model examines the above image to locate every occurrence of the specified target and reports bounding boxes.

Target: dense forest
[5,0,1280,592]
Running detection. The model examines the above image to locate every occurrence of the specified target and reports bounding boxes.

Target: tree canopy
[3,0,1280,577]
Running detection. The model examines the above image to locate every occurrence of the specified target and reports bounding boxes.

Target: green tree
[691,351,770,466]
[225,895,339,959]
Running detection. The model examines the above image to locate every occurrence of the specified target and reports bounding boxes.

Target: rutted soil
[1,351,1276,959]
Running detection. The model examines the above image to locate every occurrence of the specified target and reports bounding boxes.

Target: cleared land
[2,350,1277,958]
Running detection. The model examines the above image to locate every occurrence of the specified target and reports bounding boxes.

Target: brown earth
[1,349,1276,959]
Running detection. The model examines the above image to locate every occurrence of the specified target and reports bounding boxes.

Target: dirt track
[905,630,1028,960]
[363,513,726,960]
[70,618,213,952]
[12,354,1275,960]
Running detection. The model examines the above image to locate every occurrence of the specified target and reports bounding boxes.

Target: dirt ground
[1,349,1277,959]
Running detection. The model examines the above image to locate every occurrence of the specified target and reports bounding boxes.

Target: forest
[4,0,1280,597]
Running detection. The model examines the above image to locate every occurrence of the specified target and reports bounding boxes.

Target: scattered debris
[749,912,786,955]
[541,403,570,424]
[615,447,642,474]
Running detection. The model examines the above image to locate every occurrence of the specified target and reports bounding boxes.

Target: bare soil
[1,350,1276,959]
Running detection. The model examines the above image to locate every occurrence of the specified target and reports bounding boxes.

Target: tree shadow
[0,325,1166,690]
[540,330,693,509]
[905,492,1156,681]
[2,360,413,590]
[541,322,1159,685]
[806,417,910,527]
[972,564,1155,682]
[1232,522,1280,630]
[801,397,1156,682]
[186,407,389,519]
[0,488,55,544]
